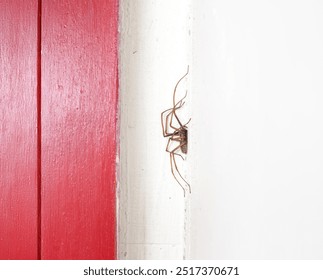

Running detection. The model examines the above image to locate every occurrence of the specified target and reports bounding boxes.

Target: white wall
[118,0,192,259]
[190,0,323,259]
[119,0,323,260]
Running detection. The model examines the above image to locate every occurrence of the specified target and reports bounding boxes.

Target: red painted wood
[41,0,118,259]
[0,0,38,259]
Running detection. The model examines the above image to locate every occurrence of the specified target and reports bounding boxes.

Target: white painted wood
[189,0,323,259]
[118,0,192,259]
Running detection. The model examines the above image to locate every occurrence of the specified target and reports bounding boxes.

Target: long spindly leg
[183,117,191,127]
[170,153,186,196]
[161,107,174,137]
[170,89,188,128]
[167,97,186,131]
[170,66,189,128]
[172,90,188,127]
[162,107,181,137]
[169,101,186,130]
[173,66,189,108]
[167,140,191,194]
[171,143,191,194]
[161,99,185,136]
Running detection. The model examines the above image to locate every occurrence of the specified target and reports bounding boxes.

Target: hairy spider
[161,66,191,196]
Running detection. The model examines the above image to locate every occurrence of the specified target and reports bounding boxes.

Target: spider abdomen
[179,129,188,154]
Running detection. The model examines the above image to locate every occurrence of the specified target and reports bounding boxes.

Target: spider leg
[172,66,189,126]
[162,108,180,137]
[170,142,191,194]
[172,91,188,127]
[166,140,191,194]
[169,100,186,130]
[161,99,185,136]
[161,109,174,137]
[166,137,184,160]
[183,118,191,127]
[174,91,187,108]
[173,66,189,108]
[170,153,186,196]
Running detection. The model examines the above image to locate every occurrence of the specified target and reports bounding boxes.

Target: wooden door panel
[41,0,118,259]
[0,0,39,260]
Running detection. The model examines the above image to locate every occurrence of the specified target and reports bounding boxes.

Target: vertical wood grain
[0,0,38,259]
[41,0,118,259]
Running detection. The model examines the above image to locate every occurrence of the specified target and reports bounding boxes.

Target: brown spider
[161,66,191,195]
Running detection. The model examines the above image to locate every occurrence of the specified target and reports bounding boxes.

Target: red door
[0,0,118,260]
[0,0,39,260]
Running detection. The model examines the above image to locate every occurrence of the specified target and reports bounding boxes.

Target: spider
[161,66,191,196]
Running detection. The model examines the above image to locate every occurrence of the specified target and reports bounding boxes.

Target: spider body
[161,66,191,195]
[172,127,188,154]
[179,129,188,154]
